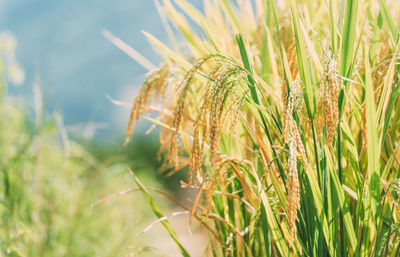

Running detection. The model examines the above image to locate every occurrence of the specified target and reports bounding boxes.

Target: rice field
[122,0,400,256]
[2,0,400,256]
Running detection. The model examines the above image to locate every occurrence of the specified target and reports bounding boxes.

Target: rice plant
[121,0,400,256]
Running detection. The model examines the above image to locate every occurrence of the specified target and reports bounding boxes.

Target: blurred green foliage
[0,32,176,257]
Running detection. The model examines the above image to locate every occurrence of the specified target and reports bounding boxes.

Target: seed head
[125,64,170,145]
[320,49,340,146]
[286,140,300,242]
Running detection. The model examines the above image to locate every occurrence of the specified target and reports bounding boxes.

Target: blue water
[0,0,199,136]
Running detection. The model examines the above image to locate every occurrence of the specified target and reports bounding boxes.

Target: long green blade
[130,169,191,257]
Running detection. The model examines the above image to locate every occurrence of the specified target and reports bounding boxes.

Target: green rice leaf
[289,0,315,117]
[129,169,191,257]
[340,0,358,80]
[364,45,381,221]
[378,0,398,42]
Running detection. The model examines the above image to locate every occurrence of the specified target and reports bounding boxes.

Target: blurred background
[0,0,205,256]
[1,0,168,138]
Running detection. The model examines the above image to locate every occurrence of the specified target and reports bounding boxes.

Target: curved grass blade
[128,168,191,257]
